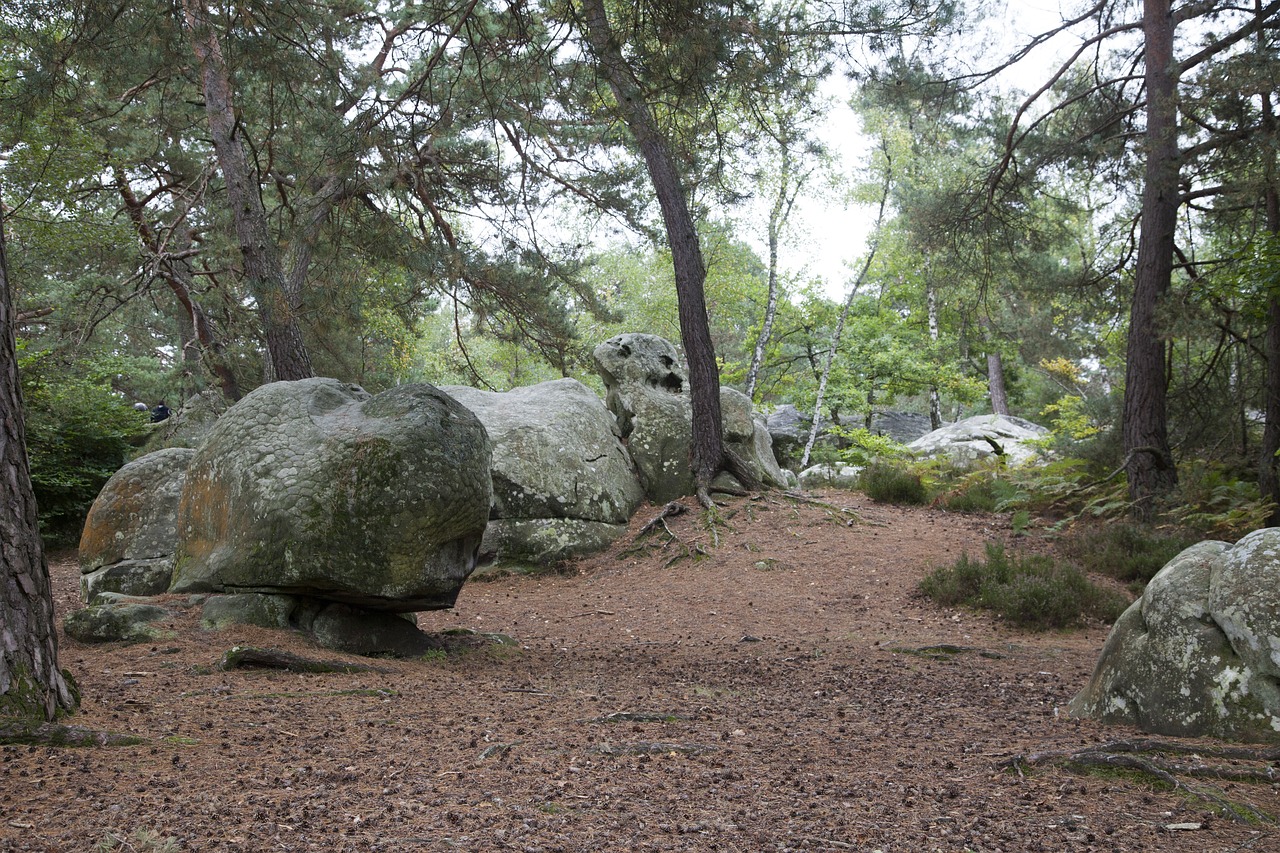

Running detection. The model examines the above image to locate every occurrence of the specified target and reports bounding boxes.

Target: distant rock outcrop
[78,447,194,600]
[443,379,645,565]
[169,378,492,612]
[1071,529,1280,743]
[908,414,1048,466]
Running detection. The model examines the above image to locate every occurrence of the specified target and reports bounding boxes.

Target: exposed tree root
[998,739,1279,823]
[0,719,144,747]
[636,501,688,538]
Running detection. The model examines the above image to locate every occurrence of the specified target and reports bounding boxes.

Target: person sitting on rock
[150,401,171,423]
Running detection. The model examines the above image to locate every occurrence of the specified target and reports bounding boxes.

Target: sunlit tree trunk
[926,278,942,429]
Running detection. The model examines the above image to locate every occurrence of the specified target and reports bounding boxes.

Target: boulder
[1070,529,1280,742]
[721,389,790,490]
[593,333,788,500]
[799,464,863,491]
[907,414,1048,466]
[766,404,807,461]
[78,447,194,601]
[869,411,934,444]
[442,379,644,563]
[200,593,296,631]
[593,333,694,501]
[170,378,492,612]
[64,602,172,644]
[141,389,230,453]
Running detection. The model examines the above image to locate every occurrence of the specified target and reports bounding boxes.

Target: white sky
[760,1,1082,299]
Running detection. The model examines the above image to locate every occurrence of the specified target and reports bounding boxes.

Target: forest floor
[2,489,1279,852]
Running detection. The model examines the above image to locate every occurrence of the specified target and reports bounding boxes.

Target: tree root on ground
[219,646,386,674]
[998,739,1279,823]
[0,720,143,747]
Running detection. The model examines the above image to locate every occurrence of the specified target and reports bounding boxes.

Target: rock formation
[443,378,644,565]
[78,447,194,600]
[169,378,492,612]
[593,333,788,501]
[1071,529,1280,742]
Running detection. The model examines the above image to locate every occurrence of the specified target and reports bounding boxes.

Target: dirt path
[2,491,1276,852]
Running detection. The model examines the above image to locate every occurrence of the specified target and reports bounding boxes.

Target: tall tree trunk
[578,0,757,503]
[982,318,1009,415]
[926,278,942,430]
[1123,0,1180,519]
[182,0,313,382]
[0,191,76,722]
[745,140,799,401]
[1258,86,1280,524]
[987,350,1010,416]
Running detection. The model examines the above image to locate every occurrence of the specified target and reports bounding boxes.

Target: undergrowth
[920,543,1130,630]
[859,462,928,505]
[1057,523,1198,591]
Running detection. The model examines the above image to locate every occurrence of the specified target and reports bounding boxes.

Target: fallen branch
[219,646,386,674]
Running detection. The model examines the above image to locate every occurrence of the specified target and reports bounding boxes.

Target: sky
[761,1,1084,299]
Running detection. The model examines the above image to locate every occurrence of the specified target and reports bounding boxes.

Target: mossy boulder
[1070,529,1280,742]
[64,603,172,644]
[592,333,788,501]
[170,378,492,612]
[443,378,644,564]
[78,447,194,600]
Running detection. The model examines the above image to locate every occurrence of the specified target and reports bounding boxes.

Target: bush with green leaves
[832,427,912,467]
[858,461,928,505]
[919,543,1130,630]
[20,349,149,544]
[1057,522,1198,591]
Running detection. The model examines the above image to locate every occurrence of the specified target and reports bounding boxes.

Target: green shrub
[920,543,1130,631]
[859,462,928,505]
[20,350,149,544]
[1057,523,1197,588]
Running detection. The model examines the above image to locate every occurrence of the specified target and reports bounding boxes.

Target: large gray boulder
[170,378,492,612]
[1070,529,1280,742]
[442,379,644,564]
[78,447,194,601]
[908,414,1048,466]
[593,333,788,501]
[141,388,230,453]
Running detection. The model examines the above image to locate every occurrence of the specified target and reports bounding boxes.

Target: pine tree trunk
[1123,0,1180,519]
[183,0,313,382]
[0,193,76,722]
[1257,86,1280,525]
[579,0,752,501]
[987,351,1010,416]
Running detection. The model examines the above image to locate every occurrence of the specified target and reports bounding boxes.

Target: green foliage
[859,462,928,505]
[19,348,148,543]
[1057,523,1197,590]
[831,427,911,466]
[1170,462,1275,541]
[920,543,1130,631]
[934,465,1026,514]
